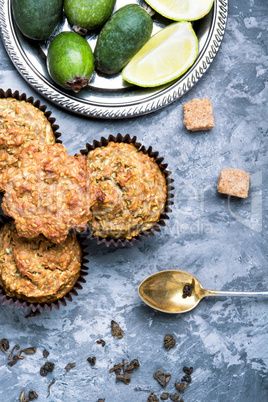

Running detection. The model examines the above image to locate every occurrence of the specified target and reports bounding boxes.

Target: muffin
[0,97,56,172]
[0,143,103,243]
[86,141,167,239]
[0,221,82,304]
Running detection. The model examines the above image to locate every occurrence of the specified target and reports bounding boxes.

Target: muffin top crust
[0,221,82,304]
[87,142,167,239]
[0,143,102,243]
[0,98,55,172]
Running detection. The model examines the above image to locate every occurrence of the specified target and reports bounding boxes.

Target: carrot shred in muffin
[0,143,102,243]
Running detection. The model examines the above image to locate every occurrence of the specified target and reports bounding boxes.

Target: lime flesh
[122,22,199,88]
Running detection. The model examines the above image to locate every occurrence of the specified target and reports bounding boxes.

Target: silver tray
[0,0,228,119]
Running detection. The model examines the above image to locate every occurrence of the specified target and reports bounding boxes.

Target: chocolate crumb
[8,344,19,360]
[8,355,19,367]
[0,338,9,353]
[40,362,55,376]
[19,389,29,402]
[28,390,38,400]
[170,394,180,402]
[65,362,76,374]
[147,392,159,402]
[181,374,191,384]
[47,378,55,398]
[153,370,171,388]
[183,366,193,375]
[122,358,126,374]
[175,382,188,392]
[18,347,36,358]
[160,392,169,400]
[182,279,194,298]
[43,349,49,358]
[125,359,140,373]
[116,373,131,385]
[109,361,128,374]
[163,334,176,350]
[111,320,124,339]
[96,339,106,347]
[87,357,96,366]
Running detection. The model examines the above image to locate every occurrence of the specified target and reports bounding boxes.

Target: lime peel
[122,22,199,88]
[145,0,215,21]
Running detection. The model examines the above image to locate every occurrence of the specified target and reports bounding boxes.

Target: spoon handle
[205,289,268,298]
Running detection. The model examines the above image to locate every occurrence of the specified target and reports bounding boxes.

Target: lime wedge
[122,22,198,88]
[145,0,214,21]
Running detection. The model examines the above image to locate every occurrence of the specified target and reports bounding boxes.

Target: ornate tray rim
[0,0,228,119]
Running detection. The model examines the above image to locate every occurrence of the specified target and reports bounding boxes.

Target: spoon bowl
[138,270,268,314]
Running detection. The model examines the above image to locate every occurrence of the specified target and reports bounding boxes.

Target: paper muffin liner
[0,88,61,143]
[80,133,174,247]
[0,215,89,313]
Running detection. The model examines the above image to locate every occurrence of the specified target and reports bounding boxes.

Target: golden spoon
[138,270,268,314]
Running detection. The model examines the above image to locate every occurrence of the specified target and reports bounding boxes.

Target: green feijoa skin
[64,0,116,34]
[12,0,63,40]
[94,4,153,75]
[47,32,94,93]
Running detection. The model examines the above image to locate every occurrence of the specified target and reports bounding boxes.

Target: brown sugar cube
[217,169,249,198]
[183,98,215,131]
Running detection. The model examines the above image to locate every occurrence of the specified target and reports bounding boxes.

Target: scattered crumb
[96,339,106,347]
[111,320,124,339]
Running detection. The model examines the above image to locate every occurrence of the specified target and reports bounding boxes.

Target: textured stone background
[0,0,267,401]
